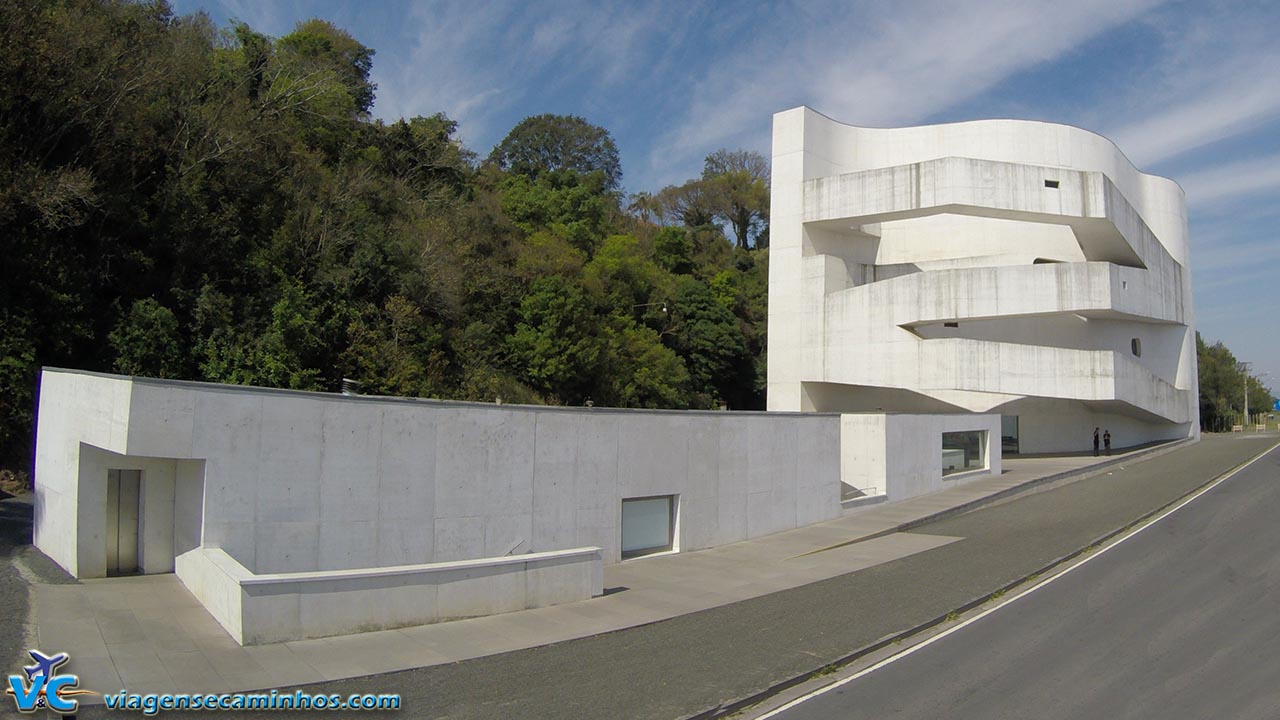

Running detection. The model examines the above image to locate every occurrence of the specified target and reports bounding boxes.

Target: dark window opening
[1002,416,1020,456]
[944,322,959,328]
[1045,179,1060,188]
[1131,338,1142,357]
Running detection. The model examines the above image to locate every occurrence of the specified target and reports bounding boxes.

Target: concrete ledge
[177,546,604,645]
[241,546,603,585]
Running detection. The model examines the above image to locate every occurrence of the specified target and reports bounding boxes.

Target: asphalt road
[776,443,1280,720]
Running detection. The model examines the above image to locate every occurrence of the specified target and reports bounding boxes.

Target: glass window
[621,496,675,559]
[942,430,987,476]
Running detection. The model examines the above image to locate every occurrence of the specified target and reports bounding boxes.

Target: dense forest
[0,1,1271,478]
[0,0,772,471]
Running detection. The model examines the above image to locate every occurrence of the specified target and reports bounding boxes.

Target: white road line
[753,440,1280,720]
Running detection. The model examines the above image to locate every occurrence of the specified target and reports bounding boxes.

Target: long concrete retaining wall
[34,369,844,578]
[176,546,603,644]
[34,368,1004,644]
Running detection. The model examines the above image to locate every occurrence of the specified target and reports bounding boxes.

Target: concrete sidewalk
[19,437,1218,705]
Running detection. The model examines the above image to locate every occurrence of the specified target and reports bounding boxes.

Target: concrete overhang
[826,261,1185,327]
[801,157,1181,273]
[817,338,1190,424]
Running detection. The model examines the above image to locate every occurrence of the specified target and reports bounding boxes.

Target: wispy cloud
[209,0,290,34]
[1110,78,1280,169]
[1180,152,1280,207]
[1104,9,1280,171]
[371,1,692,152]
[644,0,1161,189]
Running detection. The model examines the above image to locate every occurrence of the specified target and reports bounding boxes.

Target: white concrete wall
[769,108,1199,452]
[32,371,133,575]
[176,546,602,645]
[839,415,887,496]
[840,413,1000,502]
[175,547,248,641]
[883,413,1002,500]
[35,369,1006,640]
[35,369,844,576]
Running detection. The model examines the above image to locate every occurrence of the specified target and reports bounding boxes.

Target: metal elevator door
[106,469,141,576]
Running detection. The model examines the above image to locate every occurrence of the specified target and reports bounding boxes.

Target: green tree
[652,227,694,275]
[654,180,718,228]
[487,114,621,190]
[583,234,664,309]
[375,113,473,199]
[599,320,690,408]
[669,276,751,407]
[199,281,324,390]
[701,149,770,249]
[109,299,186,378]
[277,18,376,115]
[508,277,601,404]
[1196,333,1276,431]
[499,171,612,253]
[341,295,449,397]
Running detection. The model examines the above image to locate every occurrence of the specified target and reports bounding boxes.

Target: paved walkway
[20,439,1217,702]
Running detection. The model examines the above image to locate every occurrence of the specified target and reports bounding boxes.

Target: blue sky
[170,0,1280,396]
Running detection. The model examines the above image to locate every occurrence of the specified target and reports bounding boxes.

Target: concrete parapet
[176,545,603,645]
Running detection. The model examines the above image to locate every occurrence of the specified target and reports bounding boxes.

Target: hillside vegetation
[0,1,770,467]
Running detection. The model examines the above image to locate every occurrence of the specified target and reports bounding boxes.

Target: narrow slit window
[944,321,959,328]
[1044,179,1060,188]
[1131,338,1142,357]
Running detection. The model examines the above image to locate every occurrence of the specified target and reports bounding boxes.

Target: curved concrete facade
[768,108,1199,453]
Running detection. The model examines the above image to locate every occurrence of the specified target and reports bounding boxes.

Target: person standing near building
[1093,427,1100,456]
[1103,429,1112,456]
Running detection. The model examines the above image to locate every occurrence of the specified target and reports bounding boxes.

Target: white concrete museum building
[767,108,1199,454]
[31,109,1197,645]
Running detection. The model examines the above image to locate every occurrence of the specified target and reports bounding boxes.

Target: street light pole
[1253,372,1272,429]
[1241,361,1250,427]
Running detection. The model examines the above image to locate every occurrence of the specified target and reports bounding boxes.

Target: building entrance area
[106,469,141,576]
